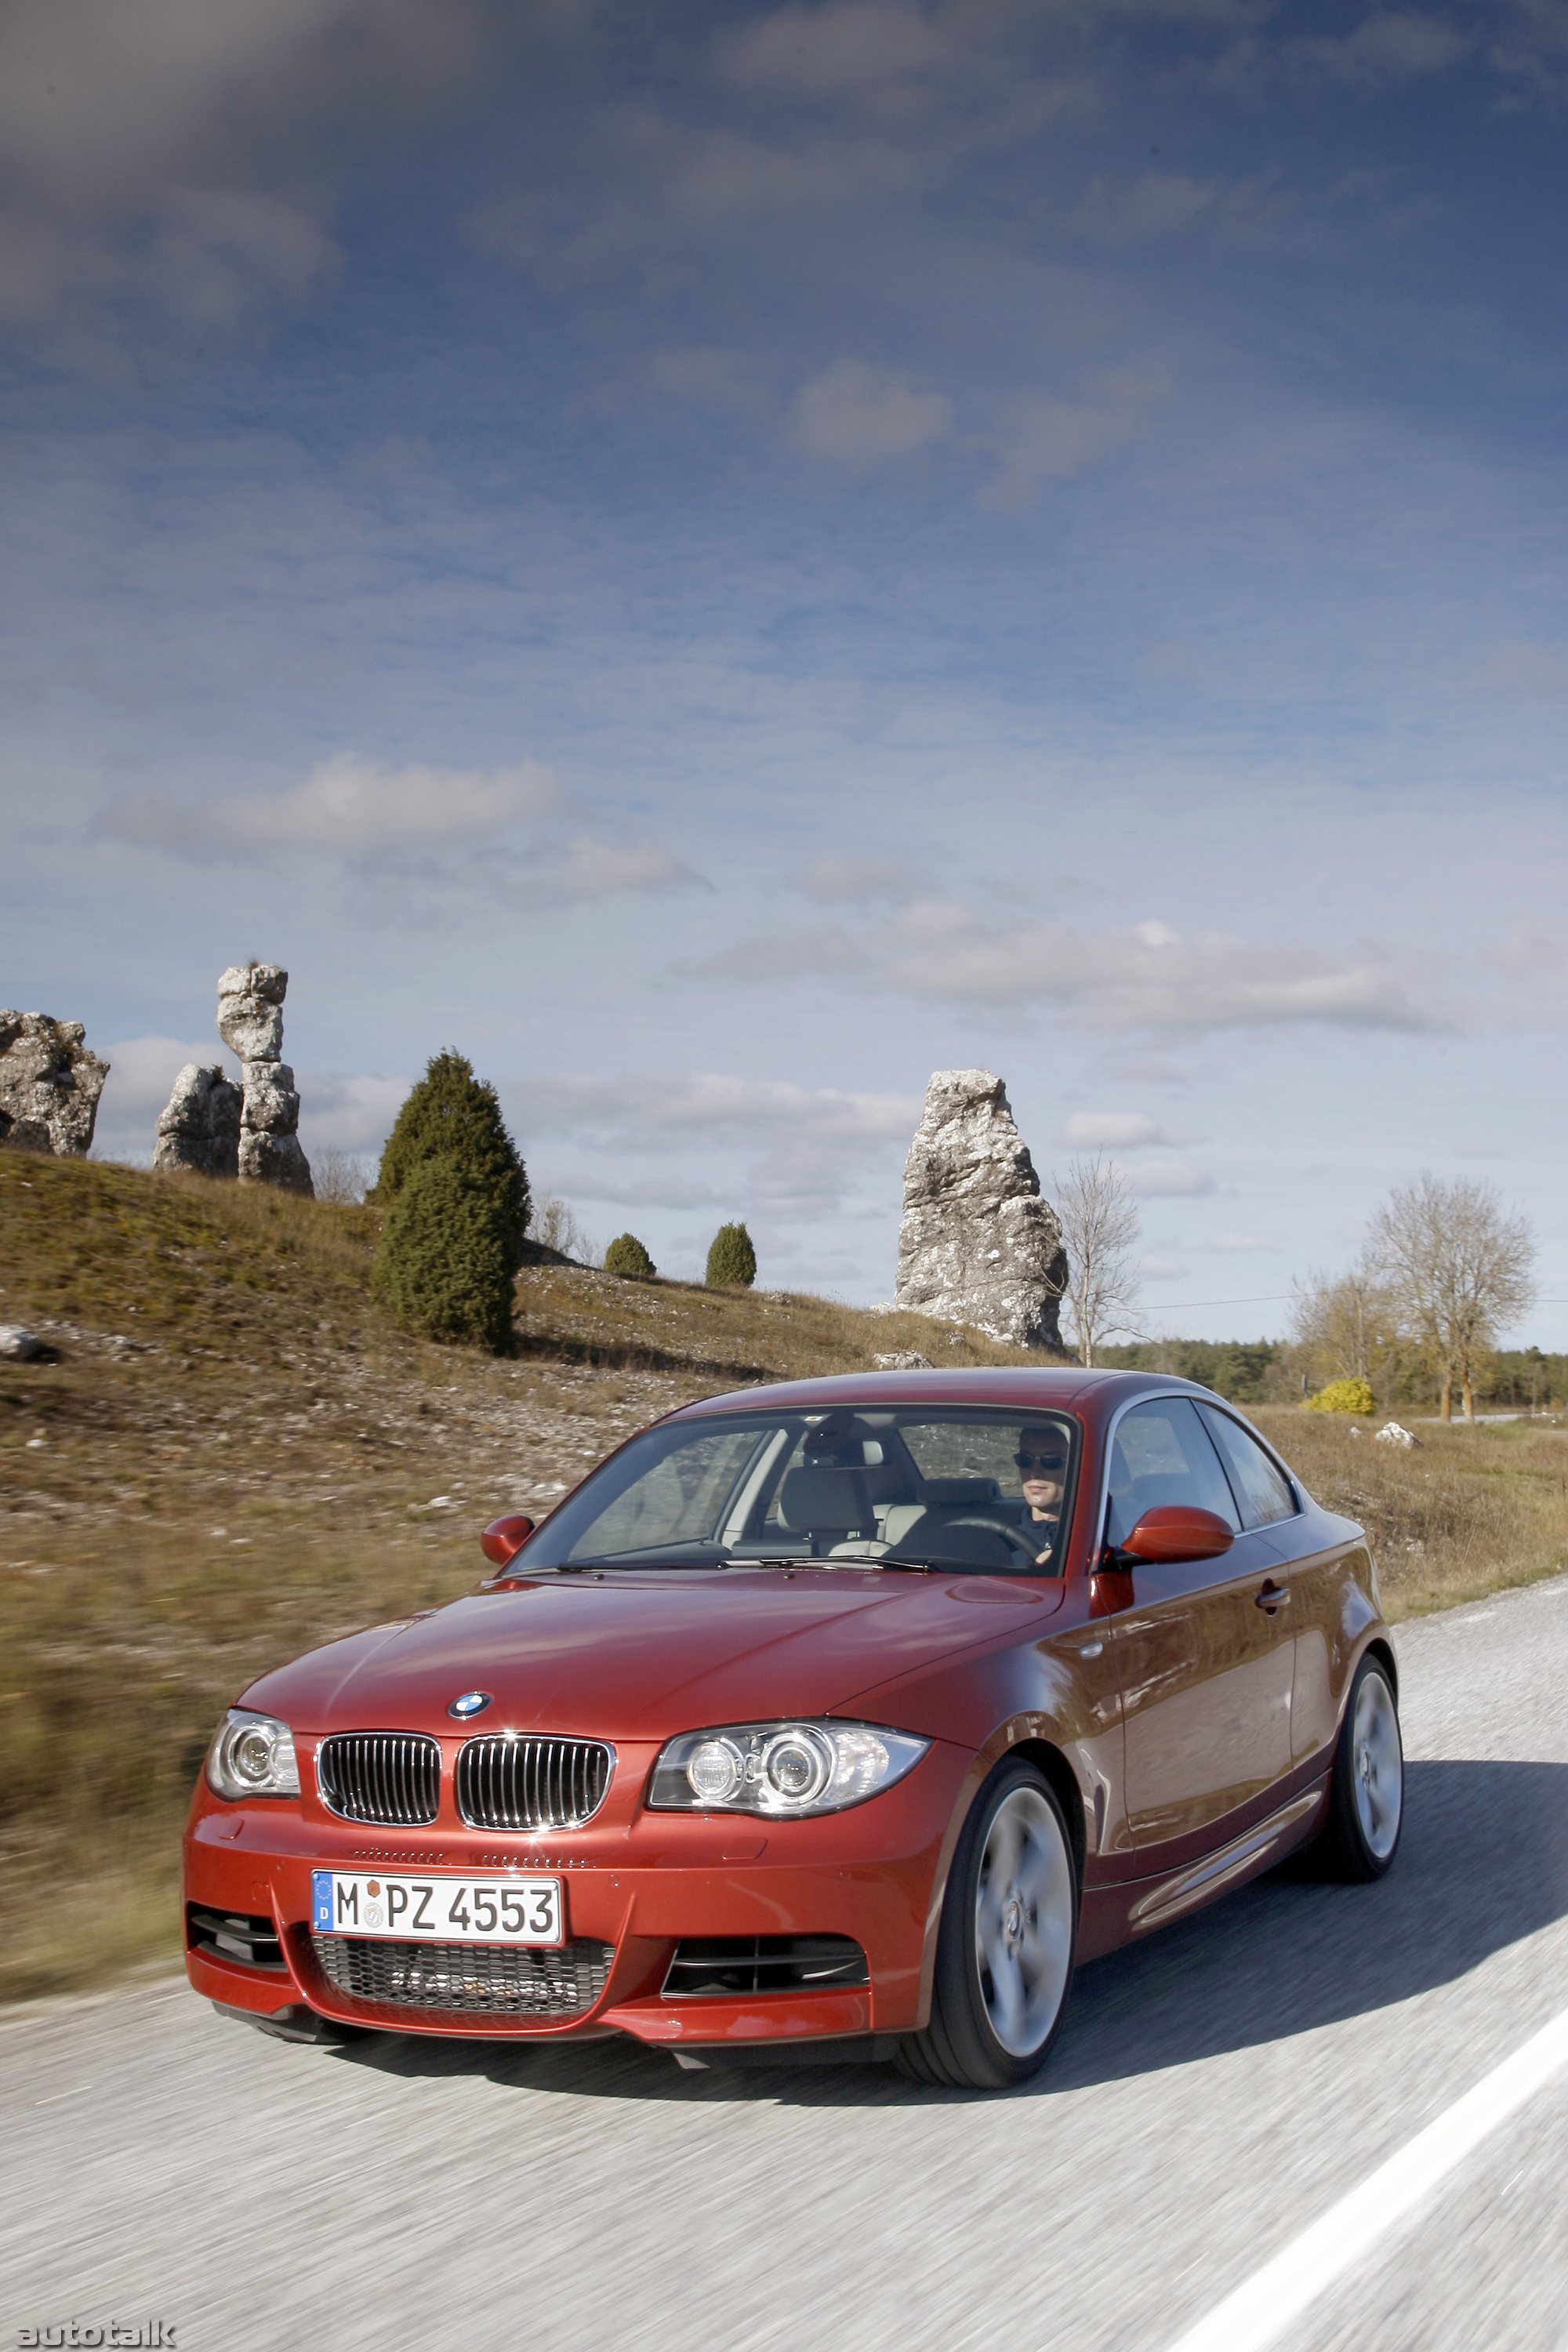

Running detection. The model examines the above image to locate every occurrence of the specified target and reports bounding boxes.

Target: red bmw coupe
[184,1367,1403,2088]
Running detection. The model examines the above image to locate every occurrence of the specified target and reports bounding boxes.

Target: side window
[1197,1405,1298,1529]
[1105,1398,1240,1548]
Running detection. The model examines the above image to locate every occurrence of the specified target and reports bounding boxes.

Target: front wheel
[900,1761,1077,2089]
[1319,1651,1403,1882]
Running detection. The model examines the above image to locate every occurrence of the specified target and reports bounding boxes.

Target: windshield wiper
[754,1551,935,1574]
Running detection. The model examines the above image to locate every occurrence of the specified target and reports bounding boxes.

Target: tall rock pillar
[216,964,314,1195]
[893,1069,1065,1349]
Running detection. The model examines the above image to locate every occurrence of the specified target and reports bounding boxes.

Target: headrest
[778,1465,874,1533]
[918,1477,1000,1505]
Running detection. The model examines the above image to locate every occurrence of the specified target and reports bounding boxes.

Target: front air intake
[455,1736,612,1831]
[317,1733,441,1826]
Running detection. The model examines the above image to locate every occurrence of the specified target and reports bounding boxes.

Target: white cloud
[1126,1156,1217,1197]
[1290,13,1469,86]
[0,0,498,345]
[1060,1110,1189,1149]
[535,834,706,900]
[296,1071,410,1157]
[1138,1250,1192,1282]
[982,373,1161,510]
[92,1033,236,1159]
[790,360,951,465]
[694,907,1439,1033]
[716,2,950,99]
[542,1171,723,1210]
[1210,1231,1269,1252]
[1069,171,1225,244]
[96,752,560,857]
[800,854,924,904]
[1475,645,1568,699]
[510,1072,921,1149]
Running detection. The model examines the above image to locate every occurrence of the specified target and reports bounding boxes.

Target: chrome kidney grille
[317,1733,441,1826]
[456,1736,612,1831]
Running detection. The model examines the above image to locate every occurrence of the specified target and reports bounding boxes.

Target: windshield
[518,1404,1082,1575]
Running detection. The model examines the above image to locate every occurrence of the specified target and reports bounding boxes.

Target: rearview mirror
[480,1513,535,1567]
[1116,1505,1235,1566]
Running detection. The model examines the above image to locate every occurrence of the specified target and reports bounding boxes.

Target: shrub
[604,1232,656,1280]
[1307,1375,1377,1417]
[371,1156,515,1352]
[372,1051,528,1274]
[706,1221,757,1289]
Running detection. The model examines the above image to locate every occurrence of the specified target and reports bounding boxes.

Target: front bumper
[182,1738,971,2046]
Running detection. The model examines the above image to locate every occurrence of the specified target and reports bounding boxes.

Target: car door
[1194,1400,1344,1771]
[1105,1396,1296,1853]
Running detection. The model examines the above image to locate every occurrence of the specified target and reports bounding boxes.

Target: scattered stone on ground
[152,1062,243,1178]
[216,964,313,1195]
[0,1013,109,1156]
[894,1069,1067,1350]
[0,1325,42,1361]
[873,1350,934,1370]
[1376,1420,1422,1448]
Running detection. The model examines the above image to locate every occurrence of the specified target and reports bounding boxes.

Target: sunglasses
[1014,1450,1067,1473]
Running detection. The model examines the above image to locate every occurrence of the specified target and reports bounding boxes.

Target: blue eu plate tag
[311,1871,334,1931]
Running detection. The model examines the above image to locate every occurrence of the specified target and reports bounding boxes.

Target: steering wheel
[941,1514,1054,1569]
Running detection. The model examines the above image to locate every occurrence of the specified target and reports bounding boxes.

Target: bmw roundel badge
[448,1691,492,1719]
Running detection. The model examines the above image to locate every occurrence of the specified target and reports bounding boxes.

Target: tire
[1319,1651,1403,1882]
[899,1761,1078,2090]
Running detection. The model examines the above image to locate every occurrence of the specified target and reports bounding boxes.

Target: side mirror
[1116,1505,1235,1566]
[480,1513,535,1568]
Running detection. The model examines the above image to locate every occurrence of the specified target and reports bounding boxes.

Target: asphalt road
[5,1572,1568,2352]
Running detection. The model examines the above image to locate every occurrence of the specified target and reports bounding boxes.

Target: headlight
[648,1720,928,1817]
[205,1708,301,1800]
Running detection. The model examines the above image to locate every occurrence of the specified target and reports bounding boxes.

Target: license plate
[311,1871,563,1947]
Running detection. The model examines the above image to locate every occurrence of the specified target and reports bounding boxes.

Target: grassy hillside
[3,1151,1566,2001]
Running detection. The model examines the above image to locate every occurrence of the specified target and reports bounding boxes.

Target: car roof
[676,1366,1222,1424]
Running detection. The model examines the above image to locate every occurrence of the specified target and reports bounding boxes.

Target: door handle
[1255,1580,1291,1613]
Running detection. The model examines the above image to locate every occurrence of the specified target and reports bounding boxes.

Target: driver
[1014,1425,1069,1566]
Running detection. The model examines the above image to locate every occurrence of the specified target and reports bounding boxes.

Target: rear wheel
[1319,1652,1403,1882]
[899,1761,1077,2090]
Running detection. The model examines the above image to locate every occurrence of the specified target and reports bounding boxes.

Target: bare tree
[1367,1173,1537,1424]
[529,1194,599,1267]
[1290,1262,1403,1396]
[1051,1155,1142,1367]
[312,1144,367,1207]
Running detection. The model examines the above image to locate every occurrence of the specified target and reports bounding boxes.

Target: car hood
[241,1567,1065,1740]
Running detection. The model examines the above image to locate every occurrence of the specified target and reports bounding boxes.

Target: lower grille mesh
[310,1933,613,2016]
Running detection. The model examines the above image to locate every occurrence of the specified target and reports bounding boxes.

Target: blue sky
[4,0,1567,1337]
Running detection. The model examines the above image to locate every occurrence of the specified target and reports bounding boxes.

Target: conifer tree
[604,1232,656,1280]
[706,1221,757,1288]
[371,1156,515,1351]
[372,1051,528,1274]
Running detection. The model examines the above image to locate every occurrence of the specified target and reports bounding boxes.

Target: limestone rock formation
[220,964,313,1194]
[0,1013,110,1155]
[894,1069,1066,1351]
[152,1063,243,1178]
[216,964,286,1063]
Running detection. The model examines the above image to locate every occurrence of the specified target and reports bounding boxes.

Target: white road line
[1164,2002,1568,2352]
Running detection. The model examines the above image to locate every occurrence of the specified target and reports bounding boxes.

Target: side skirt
[1076,1776,1330,1959]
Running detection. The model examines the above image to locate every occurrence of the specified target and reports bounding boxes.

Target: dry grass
[6,1152,1566,2003]
[1254,1407,1568,1621]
